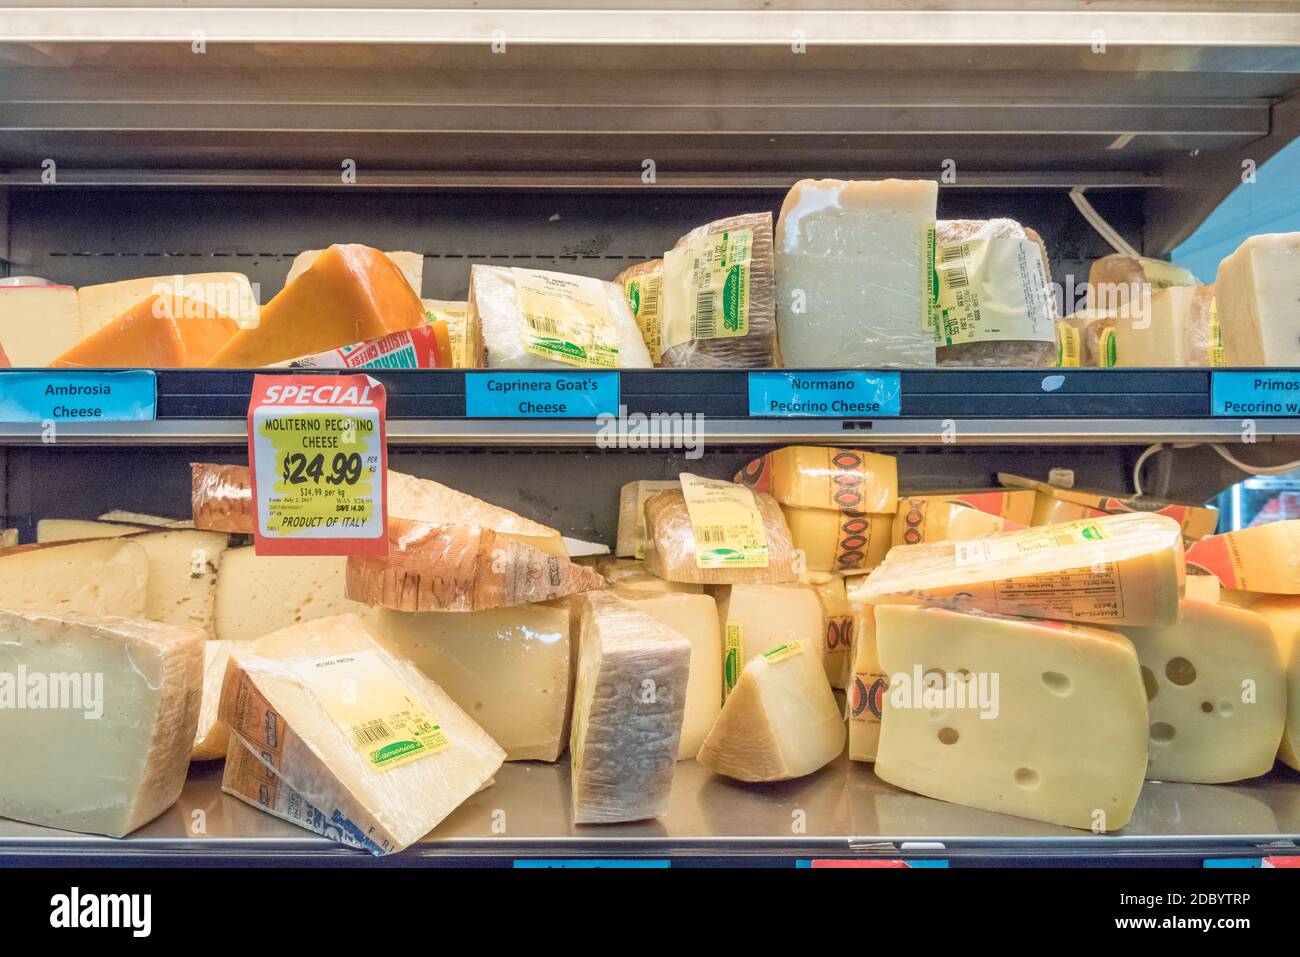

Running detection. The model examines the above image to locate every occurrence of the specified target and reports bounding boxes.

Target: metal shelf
[2,757,1296,865]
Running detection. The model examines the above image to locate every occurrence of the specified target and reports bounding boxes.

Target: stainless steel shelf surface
[2,758,1296,863]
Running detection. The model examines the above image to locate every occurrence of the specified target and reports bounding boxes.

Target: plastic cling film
[512,267,618,368]
[952,518,1110,567]
[191,462,254,534]
[643,487,796,585]
[613,259,665,363]
[679,473,770,569]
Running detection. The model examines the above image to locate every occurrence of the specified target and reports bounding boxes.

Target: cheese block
[287,249,423,297]
[659,212,777,368]
[998,472,1219,540]
[0,284,82,365]
[0,529,16,548]
[0,609,203,837]
[1088,254,1198,315]
[613,259,665,365]
[851,513,1185,627]
[1120,600,1284,783]
[78,272,258,335]
[643,487,796,585]
[192,640,234,761]
[847,605,884,762]
[373,604,572,762]
[1185,573,1221,603]
[615,480,679,558]
[696,639,844,782]
[713,582,825,696]
[191,462,254,533]
[892,489,1034,547]
[0,538,149,618]
[1219,591,1300,770]
[53,293,239,368]
[570,593,691,823]
[735,446,898,513]
[1114,285,1216,368]
[206,244,427,367]
[617,592,723,759]
[874,604,1148,831]
[387,469,566,558]
[219,614,505,854]
[611,572,705,596]
[347,517,605,613]
[214,547,375,642]
[37,518,146,542]
[468,264,653,369]
[423,299,470,367]
[781,504,893,573]
[1185,520,1300,594]
[933,219,1056,368]
[808,573,853,688]
[775,178,938,368]
[98,510,191,528]
[1215,233,1300,366]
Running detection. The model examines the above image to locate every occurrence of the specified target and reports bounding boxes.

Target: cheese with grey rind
[570,593,691,823]
[0,538,149,619]
[0,609,203,837]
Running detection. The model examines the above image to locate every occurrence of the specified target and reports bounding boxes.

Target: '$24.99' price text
[281,451,366,486]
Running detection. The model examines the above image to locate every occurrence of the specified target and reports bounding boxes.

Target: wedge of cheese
[191,462,254,533]
[1185,520,1300,594]
[98,510,191,528]
[287,249,423,297]
[0,283,82,365]
[1087,254,1197,316]
[374,604,572,762]
[617,592,722,759]
[1220,591,1300,771]
[851,513,1185,627]
[1215,232,1300,366]
[735,446,898,513]
[206,244,427,367]
[53,293,239,368]
[1114,284,1216,368]
[808,573,853,688]
[892,489,1033,547]
[874,604,1149,831]
[611,572,705,596]
[0,538,149,618]
[37,518,145,542]
[616,480,679,558]
[0,609,203,837]
[347,517,605,613]
[219,614,505,854]
[468,264,653,369]
[775,178,938,368]
[847,604,884,762]
[1121,600,1284,783]
[214,547,375,642]
[570,593,691,823]
[78,272,258,335]
[713,582,824,696]
[192,640,234,761]
[697,639,844,782]
[643,488,796,585]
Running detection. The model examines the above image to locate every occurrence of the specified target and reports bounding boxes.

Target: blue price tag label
[748,371,901,417]
[1211,371,1300,417]
[465,371,620,418]
[0,370,157,423]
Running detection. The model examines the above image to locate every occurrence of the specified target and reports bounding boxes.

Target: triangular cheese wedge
[0,538,149,618]
[288,249,423,296]
[54,294,238,367]
[77,272,258,334]
[347,517,605,612]
[206,244,426,367]
[192,640,234,761]
[218,614,505,854]
[696,638,843,782]
[387,470,566,557]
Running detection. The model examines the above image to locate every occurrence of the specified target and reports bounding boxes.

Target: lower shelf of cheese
[3,755,1297,860]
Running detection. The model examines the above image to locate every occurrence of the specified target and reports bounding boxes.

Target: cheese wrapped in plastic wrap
[612,259,665,364]
[1089,254,1198,312]
[697,638,843,782]
[933,219,1056,368]
[1059,308,1116,367]
[0,610,203,838]
[468,264,652,369]
[851,512,1185,627]
[1114,284,1217,368]
[1185,520,1300,594]
[191,639,234,761]
[616,480,678,557]
[218,614,505,855]
[347,517,606,612]
[570,593,691,823]
[643,488,796,585]
[191,462,254,533]
[659,212,777,368]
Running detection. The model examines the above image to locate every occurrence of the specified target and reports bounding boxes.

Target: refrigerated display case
[2,1,1300,867]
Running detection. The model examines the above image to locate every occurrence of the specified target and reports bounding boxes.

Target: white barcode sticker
[512,266,619,368]
[661,228,753,353]
[680,472,769,569]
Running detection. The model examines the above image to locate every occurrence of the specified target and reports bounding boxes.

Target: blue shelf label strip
[1211,371,1300,417]
[748,371,901,418]
[465,371,620,418]
[0,370,157,423]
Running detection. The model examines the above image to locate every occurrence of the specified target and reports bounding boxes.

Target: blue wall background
[1173,137,1300,282]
